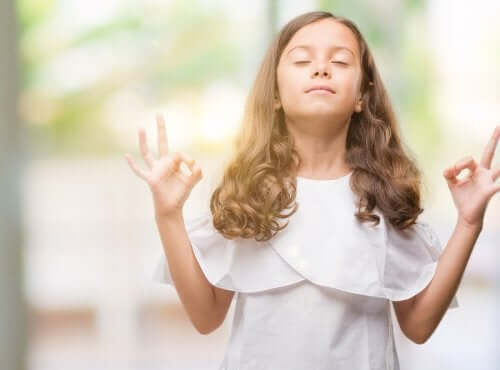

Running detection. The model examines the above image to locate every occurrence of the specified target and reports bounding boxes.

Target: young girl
[125,10,500,370]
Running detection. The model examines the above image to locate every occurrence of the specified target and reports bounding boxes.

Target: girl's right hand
[124,113,203,218]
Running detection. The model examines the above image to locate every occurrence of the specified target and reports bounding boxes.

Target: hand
[124,113,203,218]
[443,125,500,230]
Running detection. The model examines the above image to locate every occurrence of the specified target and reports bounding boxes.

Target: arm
[156,213,217,334]
[156,213,234,334]
[125,113,234,334]
[394,125,500,344]
[393,220,481,344]
[156,214,234,334]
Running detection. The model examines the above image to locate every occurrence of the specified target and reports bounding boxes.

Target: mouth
[308,89,335,94]
[306,86,336,94]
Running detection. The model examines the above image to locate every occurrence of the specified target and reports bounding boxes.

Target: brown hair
[210,10,424,242]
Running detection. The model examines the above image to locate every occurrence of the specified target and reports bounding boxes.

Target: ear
[354,97,363,112]
[354,80,372,113]
[274,93,281,110]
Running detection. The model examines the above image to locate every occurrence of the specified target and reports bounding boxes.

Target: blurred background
[1,0,500,369]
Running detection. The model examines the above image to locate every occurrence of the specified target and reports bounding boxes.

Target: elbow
[197,322,223,335]
[195,316,221,335]
[197,326,212,335]
[195,321,216,335]
[191,295,228,335]
[400,323,430,345]
[195,324,212,335]
[409,329,431,345]
[411,335,428,345]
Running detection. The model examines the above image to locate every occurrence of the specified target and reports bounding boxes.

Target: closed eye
[332,61,347,65]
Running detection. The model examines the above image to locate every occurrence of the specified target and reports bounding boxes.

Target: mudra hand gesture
[443,126,500,230]
[124,113,203,218]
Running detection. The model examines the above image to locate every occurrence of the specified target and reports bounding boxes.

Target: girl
[125,11,500,370]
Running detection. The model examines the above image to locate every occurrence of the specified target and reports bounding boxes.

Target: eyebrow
[286,44,355,58]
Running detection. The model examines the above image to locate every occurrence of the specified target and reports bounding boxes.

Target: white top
[152,171,459,370]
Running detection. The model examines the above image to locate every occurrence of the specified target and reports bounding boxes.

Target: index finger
[479,125,500,169]
[156,113,168,157]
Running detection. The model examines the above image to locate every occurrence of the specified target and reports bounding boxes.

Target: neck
[286,115,352,178]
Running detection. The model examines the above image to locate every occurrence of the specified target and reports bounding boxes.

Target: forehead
[284,19,359,58]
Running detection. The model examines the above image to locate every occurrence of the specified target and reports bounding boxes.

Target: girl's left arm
[393,125,500,344]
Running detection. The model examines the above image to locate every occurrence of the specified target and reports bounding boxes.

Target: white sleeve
[151,209,305,292]
[383,220,459,309]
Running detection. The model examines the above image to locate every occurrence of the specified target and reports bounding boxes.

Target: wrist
[155,210,184,224]
[456,216,483,233]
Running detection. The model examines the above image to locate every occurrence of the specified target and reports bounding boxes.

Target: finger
[159,152,183,178]
[479,125,500,169]
[174,163,197,184]
[492,164,500,182]
[443,167,458,185]
[177,152,196,173]
[159,152,200,185]
[455,156,477,175]
[138,127,155,169]
[186,162,203,186]
[169,152,198,184]
[487,180,500,199]
[174,171,192,184]
[156,113,168,157]
[160,153,182,176]
[443,156,477,184]
[124,154,149,181]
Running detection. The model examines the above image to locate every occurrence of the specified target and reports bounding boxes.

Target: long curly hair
[209,10,424,242]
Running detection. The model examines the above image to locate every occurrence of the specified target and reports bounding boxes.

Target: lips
[306,85,335,94]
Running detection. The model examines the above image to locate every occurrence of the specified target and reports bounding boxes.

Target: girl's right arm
[125,113,233,334]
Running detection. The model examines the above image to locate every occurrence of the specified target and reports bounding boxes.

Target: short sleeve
[384,220,459,310]
[151,209,305,292]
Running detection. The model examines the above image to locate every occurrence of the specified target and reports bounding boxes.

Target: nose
[312,64,330,78]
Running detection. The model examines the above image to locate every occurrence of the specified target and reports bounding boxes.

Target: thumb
[443,167,457,185]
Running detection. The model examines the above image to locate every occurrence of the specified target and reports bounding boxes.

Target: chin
[303,106,339,116]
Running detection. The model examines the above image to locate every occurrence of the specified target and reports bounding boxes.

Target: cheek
[338,72,360,100]
[277,69,303,102]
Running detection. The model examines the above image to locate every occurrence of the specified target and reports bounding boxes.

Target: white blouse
[152,171,459,370]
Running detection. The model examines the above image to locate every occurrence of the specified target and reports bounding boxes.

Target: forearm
[155,213,217,334]
[409,219,481,343]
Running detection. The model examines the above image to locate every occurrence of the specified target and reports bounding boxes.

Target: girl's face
[276,19,363,124]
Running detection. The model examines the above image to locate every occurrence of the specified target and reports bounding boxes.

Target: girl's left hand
[443,125,500,230]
